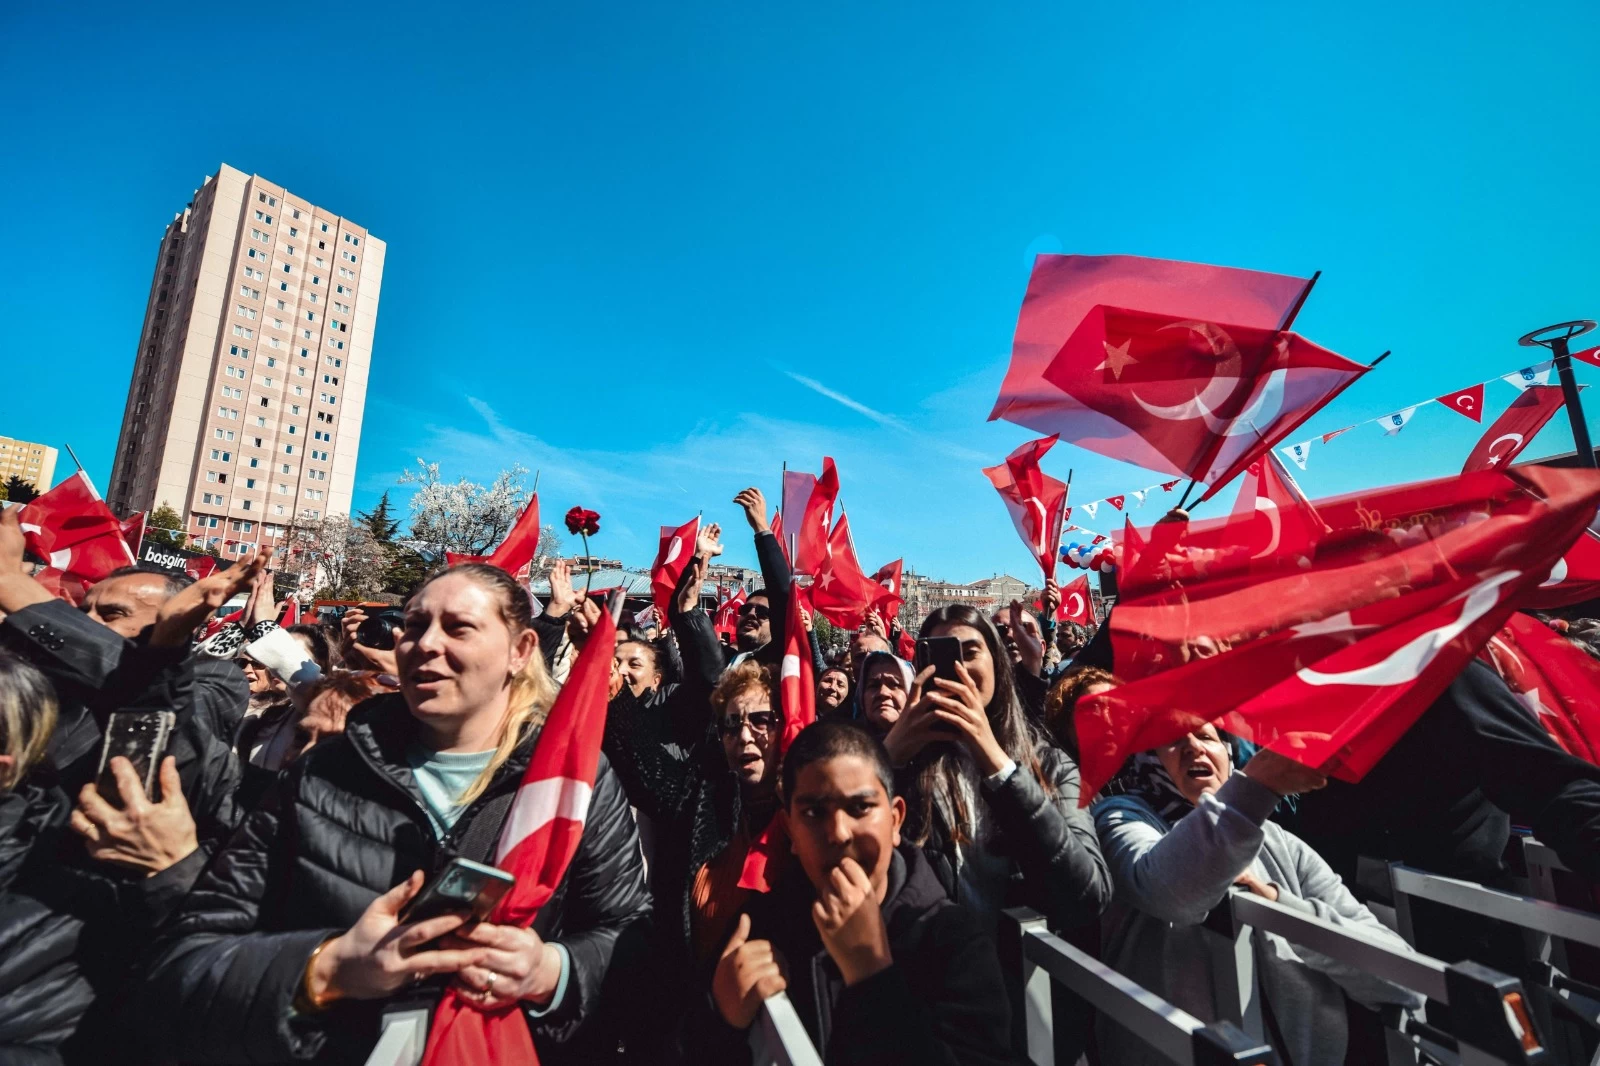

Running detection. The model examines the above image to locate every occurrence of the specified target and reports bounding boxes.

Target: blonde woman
[144,564,651,1065]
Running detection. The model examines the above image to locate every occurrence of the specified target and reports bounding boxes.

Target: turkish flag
[120,512,146,556]
[1462,386,1568,473]
[1058,575,1093,625]
[1520,528,1600,610]
[1077,466,1600,800]
[421,597,616,1066]
[185,555,219,581]
[770,509,787,565]
[1480,613,1600,765]
[18,471,138,603]
[1574,345,1600,370]
[277,599,302,626]
[713,586,747,640]
[1436,384,1485,423]
[1106,495,1126,511]
[870,559,905,622]
[1226,450,1328,566]
[781,469,822,568]
[649,516,699,617]
[1039,305,1370,501]
[792,459,839,576]
[984,435,1068,582]
[445,494,542,575]
[739,579,816,891]
[812,514,881,630]
[994,253,1311,434]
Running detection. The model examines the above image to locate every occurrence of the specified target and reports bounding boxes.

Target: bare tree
[399,460,532,561]
[280,511,386,599]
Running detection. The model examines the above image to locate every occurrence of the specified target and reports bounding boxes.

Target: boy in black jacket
[700,720,1016,1066]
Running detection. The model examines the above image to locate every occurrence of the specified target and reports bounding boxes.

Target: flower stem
[581,532,593,597]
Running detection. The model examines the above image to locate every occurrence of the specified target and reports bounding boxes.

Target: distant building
[900,570,1040,625]
[567,555,623,573]
[108,163,384,559]
[706,563,761,588]
[0,436,57,492]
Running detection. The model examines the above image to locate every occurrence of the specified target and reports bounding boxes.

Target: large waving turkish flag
[1461,386,1567,473]
[1480,613,1600,765]
[983,435,1068,582]
[1076,466,1600,800]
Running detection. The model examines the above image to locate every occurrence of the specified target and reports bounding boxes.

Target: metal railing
[1213,889,1548,1066]
[1001,908,1278,1065]
[756,992,824,1066]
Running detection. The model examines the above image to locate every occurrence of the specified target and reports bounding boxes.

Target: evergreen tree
[144,502,187,548]
[357,491,401,543]
[3,475,38,504]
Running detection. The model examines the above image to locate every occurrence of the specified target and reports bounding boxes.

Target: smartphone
[400,858,516,927]
[96,711,176,806]
[915,636,964,735]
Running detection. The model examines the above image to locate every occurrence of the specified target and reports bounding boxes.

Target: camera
[355,609,406,650]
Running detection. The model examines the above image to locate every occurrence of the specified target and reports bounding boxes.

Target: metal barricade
[754,992,824,1066]
[1388,861,1600,1065]
[1214,889,1547,1066]
[1000,908,1278,1066]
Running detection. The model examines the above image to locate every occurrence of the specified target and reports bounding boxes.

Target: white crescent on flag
[1297,570,1519,687]
[663,536,684,566]
[1066,591,1085,617]
[495,777,594,863]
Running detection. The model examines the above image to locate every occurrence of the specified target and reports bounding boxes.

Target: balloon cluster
[1061,540,1116,572]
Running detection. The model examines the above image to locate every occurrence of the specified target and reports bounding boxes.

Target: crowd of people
[1,483,1599,1066]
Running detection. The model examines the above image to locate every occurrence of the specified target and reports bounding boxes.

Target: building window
[231,325,254,339]
[255,416,267,427]
[248,457,259,468]
[244,479,256,489]
[342,250,357,263]
[274,504,285,515]
[284,444,295,454]
[280,463,291,473]
[241,500,251,511]
[290,406,301,416]
[289,227,298,238]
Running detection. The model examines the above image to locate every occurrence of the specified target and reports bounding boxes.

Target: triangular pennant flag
[1062,506,1072,524]
[1106,495,1126,511]
[1574,346,1600,370]
[1132,490,1148,507]
[1281,440,1312,470]
[1161,480,1180,492]
[1436,384,1485,423]
[1503,364,1553,391]
[1381,406,1418,436]
[1081,501,1099,519]
[1321,426,1354,444]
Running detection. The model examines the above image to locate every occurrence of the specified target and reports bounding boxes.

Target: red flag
[1520,528,1600,610]
[1436,384,1485,423]
[770,509,787,565]
[1321,426,1354,444]
[739,579,816,891]
[649,516,699,617]
[870,559,905,622]
[185,555,219,581]
[421,598,616,1066]
[983,435,1068,582]
[714,586,747,639]
[1480,613,1600,765]
[1077,466,1600,801]
[1462,386,1568,473]
[811,514,881,630]
[1226,450,1328,565]
[993,253,1311,436]
[1573,345,1600,369]
[792,459,838,576]
[781,469,820,566]
[200,606,244,641]
[17,470,138,603]
[1037,305,1369,501]
[277,599,301,627]
[120,512,146,556]
[445,494,542,573]
[1106,495,1126,511]
[1058,575,1093,625]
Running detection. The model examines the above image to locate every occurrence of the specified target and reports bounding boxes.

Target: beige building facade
[108,163,383,558]
[0,436,58,492]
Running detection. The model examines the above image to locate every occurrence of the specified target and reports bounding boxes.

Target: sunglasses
[738,603,771,620]
[718,710,778,736]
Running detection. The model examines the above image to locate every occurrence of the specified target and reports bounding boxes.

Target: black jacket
[722,531,792,670]
[691,846,1017,1066]
[141,694,652,1065]
[905,742,1110,933]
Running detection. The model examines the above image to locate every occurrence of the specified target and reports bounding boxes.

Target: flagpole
[65,444,85,473]
[1520,321,1597,468]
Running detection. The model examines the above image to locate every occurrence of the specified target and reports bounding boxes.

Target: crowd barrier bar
[1000,907,1278,1066]
[756,991,825,1066]
[1216,889,1547,1066]
[1388,862,1600,1066]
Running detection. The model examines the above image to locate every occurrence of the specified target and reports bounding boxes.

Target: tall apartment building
[0,436,58,492]
[108,164,383,559]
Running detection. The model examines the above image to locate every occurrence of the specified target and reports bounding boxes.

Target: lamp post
[1519,320,1597,468]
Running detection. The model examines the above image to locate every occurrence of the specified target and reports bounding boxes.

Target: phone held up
[355,608,406,650]
[96,710,177,806]
[914,636,964,734]
[400,857,516,929]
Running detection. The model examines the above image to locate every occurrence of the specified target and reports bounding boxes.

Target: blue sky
[4,1,1599,582]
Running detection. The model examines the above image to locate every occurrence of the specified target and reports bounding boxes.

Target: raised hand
[922,661,1010,776]
[566,596,604,648]
[798,603,813,633]
[733,488,771,535]
[340,608,399,674]
[812,857,892,986]
[882,665,944,767]
[697,522,725,560]
[151,546,270,647]
[546,558,577,618]
[71,756,198,874]
[1042,578,1061,621]
[712,913,787,1030]
[1241,748,1329,797]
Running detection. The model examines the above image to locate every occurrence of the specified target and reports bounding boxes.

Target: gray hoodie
[1093,773,1423,1066]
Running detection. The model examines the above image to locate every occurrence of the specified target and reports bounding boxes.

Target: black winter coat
[690,846,1017,1066]
[141,694,652,1065]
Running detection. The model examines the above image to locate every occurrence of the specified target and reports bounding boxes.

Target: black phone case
[96,711,176,805]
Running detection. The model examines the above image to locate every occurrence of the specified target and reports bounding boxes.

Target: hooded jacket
[140,694,651,1065]
[690,845,1016,1066]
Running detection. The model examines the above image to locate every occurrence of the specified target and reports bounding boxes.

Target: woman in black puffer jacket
[142,564,651,1065]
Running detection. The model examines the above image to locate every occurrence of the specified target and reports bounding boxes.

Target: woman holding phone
[883,604,1110,934]
[143,563,651,1065]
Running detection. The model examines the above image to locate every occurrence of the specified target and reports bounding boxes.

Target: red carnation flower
[565,506,601,537]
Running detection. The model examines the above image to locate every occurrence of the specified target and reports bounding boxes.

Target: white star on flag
[1382,406,1419,436]
[1503,363,1553,391]
[1281,440,1312,470]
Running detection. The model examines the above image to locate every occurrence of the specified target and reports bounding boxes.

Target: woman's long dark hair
[907,605,1047,847]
